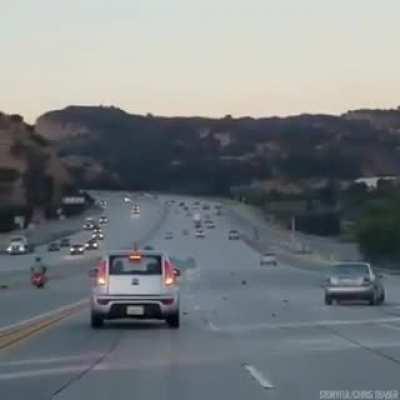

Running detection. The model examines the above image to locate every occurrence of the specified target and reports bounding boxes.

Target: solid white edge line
[216,316,400,333]
[243,363,275,389]
[0,298,88,335]
[380,323,400,332]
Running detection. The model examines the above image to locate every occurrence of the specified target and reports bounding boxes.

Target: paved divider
[0,299,88,352]
[137,201,169,246]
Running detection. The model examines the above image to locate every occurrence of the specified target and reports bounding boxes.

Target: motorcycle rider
[31,256,47,277]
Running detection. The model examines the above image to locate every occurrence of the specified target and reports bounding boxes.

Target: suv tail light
[97,260,108,286]
[164,259,176,287]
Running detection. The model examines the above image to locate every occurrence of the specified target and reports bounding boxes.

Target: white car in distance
[260,252,277,266]
[6,236,30,255]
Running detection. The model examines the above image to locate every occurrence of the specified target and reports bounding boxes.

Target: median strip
[0,299,88,351]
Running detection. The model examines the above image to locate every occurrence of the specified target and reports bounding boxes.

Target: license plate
[126,306,144,316]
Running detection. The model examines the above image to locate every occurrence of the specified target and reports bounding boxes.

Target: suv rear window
[109,255,162,275]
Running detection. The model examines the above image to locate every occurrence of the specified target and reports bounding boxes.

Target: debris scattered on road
[241,280,247,285]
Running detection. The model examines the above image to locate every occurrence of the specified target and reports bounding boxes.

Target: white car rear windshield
[332,264,370,276]
[109,255,162,275]
[11,237,25,242]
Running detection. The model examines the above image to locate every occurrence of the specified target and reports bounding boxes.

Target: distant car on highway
[6,236,32,255]
[92,232,104,241]
[164,232,174,240]
[70,244,85,255]
[85,239,99,250]
[99,216,108,225]
[205,221,215,229]
[131,205,141,215]
[99,200,107,208]
[83,222,95,230]
[93,226,103,234]
[228,230,240,240]
[90,249,181,328]
[260,252,277,266]
[47,242,60,252]
[195,229,205,238]
[324,262,385,306]
[60,237,71,248]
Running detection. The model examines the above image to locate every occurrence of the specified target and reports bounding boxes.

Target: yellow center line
[0,302,88,352]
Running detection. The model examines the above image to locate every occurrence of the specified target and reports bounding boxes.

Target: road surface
[0,192,399,400]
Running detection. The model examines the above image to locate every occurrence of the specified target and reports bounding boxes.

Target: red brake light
[97,260,107,286]
[164,259,176,287]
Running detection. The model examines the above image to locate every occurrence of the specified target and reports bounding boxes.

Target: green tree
[356,198,400,259]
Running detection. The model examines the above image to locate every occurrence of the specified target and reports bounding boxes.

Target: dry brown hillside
[0,112,72,208]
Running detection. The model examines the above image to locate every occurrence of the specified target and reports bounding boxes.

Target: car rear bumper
[91,295,179,319]
[325,286,374,299]
[7,248,27,255]
[260,260,277,265]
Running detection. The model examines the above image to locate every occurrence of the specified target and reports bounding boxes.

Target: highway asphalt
[0,192,400,400]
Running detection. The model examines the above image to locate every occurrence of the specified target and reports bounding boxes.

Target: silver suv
[90,249,181,328]
[325,262,385,305]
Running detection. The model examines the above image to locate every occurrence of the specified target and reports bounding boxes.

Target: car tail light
[164,259,176,287]
[161,298,175,305]
[97,260,107,286]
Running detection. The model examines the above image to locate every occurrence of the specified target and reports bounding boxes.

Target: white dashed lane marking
[243,363,275,390]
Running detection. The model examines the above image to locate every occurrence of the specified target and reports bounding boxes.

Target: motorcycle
[31,273,47,288]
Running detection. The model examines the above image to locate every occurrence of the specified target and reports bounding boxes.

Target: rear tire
[379,291,386,305]
[369,293,377,306]
[91,312,104,328]
[325,296,332,305]
[166,312,180,328]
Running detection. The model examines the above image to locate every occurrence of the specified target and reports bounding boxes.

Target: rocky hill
[0,112,72,209]
[35,105,400,194]
[344,107,400,134]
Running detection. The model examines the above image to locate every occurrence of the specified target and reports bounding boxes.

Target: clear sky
[1,0,400,123]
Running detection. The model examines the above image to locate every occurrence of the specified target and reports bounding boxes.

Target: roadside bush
[0,168,20,183]
[295,212,341,236]
[356,199,400,259]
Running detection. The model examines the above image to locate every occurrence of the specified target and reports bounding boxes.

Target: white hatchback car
[90,250,181,328]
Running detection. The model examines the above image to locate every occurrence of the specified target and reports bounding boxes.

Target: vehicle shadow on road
[101,320,170,330]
